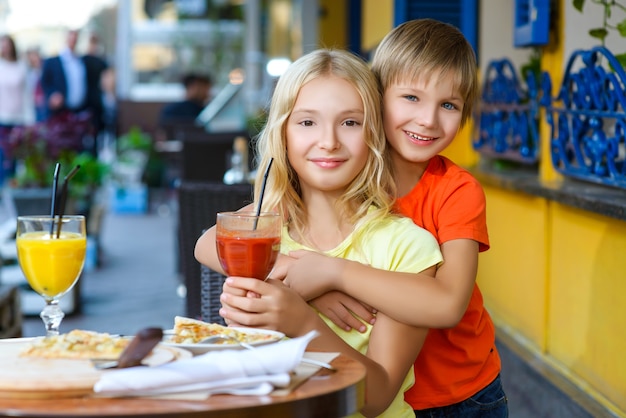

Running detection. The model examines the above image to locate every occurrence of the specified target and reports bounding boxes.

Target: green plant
[573,0,626,67]
[116,126,153,154]
[2,113,109,198]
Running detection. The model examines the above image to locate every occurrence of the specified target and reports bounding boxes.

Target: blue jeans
[414,375,508,418]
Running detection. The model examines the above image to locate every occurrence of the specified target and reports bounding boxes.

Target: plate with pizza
[162,316,285,355]
[0,330,191,399]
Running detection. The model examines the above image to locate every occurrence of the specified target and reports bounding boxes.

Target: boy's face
[382,72,463,172]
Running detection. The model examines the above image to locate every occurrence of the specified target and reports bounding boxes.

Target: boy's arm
[221,277,426,416]
[285,238,478,328]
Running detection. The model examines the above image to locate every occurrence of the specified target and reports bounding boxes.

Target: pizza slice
[170,316,277,345]
[20,329,130,360]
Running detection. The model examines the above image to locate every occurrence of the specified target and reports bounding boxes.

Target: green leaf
[573,0,585,12]
[589,28,608,41]
[616,53,626,69]
[617,18,626,37]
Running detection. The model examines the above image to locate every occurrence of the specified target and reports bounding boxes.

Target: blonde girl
[195,49,442,417]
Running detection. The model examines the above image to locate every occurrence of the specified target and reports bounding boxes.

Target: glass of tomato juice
[215,211,281,280]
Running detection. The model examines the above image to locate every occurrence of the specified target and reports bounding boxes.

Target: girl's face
[382,72,463,176]
[286,74,368,196]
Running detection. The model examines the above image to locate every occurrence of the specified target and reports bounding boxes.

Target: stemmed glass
[16,215,87,336]
[216,211,281,280]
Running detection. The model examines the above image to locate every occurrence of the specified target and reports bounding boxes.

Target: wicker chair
[177,181,253,321]
[0,285,22,338]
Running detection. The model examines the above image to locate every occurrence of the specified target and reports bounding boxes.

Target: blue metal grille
[474,58,541,164]
[543,46,626,189]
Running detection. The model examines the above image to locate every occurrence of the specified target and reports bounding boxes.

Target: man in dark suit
[40,29,108,155]
[83,32,109,140]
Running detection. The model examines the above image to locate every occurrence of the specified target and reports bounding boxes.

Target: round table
[0,354,365,418]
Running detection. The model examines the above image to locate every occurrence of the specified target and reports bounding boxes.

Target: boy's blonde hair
[254,49,396,240]
[371,18,478,127]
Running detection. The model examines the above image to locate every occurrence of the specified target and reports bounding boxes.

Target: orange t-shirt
[397,155,501,410]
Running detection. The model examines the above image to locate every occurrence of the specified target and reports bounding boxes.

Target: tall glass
[16,215,87,336]
[216,211,281,280]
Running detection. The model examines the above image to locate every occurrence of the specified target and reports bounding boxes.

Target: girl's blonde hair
[253,49,396,241]
[371,18,479,127]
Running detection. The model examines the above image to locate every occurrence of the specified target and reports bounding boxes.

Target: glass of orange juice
[216,212,281,280]
[16,215,86,337]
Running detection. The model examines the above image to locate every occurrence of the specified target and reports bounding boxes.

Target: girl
[195,49,442,417]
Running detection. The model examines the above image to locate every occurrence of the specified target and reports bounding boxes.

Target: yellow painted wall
[477,186,548,351]
[361,0,393,52]
[440,122,480,168]
[548,204,626,412]
[318,0,347,49]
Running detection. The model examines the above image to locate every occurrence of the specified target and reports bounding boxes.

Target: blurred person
[0,34,28,182]
[158,73,212,128]
[0,34,28,128]
[83,32,109,143]
[40,29,107,155]
[40,29,86,117]
[25,47,47,123]
[100,66,117,139]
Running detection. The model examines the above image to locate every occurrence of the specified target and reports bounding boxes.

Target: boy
[275,19,508,417]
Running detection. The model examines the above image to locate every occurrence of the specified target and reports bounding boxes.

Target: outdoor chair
[177,180,253,321]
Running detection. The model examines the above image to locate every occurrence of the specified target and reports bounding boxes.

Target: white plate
[161,327,285,355]
[142,343,193,366]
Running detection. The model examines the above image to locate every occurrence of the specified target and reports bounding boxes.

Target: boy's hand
[282,250,345,299]
[310,291,376,332]
[266,253,295,281]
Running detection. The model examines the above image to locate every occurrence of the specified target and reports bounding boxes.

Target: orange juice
[16,231,87,299]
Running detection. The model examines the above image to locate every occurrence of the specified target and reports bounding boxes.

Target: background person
[158,72,212,128]
[0,34,28,182]
[25,47,47,123]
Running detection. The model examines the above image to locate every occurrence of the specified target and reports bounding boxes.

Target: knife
[94,327,164,370]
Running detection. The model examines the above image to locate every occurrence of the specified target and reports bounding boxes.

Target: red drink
[216,235,280,280]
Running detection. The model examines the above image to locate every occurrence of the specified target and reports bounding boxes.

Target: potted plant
[1,111,109,217]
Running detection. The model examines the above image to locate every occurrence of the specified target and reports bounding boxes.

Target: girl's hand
[220,277,317,336]
[220,277,251,327]
[310,291,376,332]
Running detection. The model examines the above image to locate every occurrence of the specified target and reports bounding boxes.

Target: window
[514,0,550,47]
[393,0,478,57]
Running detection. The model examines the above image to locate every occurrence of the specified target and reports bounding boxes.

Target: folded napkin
[93,330,319,397]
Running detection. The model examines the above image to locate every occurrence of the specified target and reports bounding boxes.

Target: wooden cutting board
[0,338,190,399]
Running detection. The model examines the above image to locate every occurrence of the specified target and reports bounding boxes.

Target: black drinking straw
[49,163,61,236]
[253,157,274,230]
[55,165,81,238]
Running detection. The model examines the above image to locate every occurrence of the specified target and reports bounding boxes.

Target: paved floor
[18,194,607,418]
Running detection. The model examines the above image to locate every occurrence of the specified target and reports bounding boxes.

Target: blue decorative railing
[474,58,541,164]
[543,46,626,189]
[476,47,626,190]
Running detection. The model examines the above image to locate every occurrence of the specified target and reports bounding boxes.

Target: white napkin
[93,330,319,397]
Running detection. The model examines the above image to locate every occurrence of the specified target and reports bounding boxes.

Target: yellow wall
[361,0,393,52]
[318,0,347,49]
[548,204,626,412]
[477,186,548,351]
[478,187,626,415]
